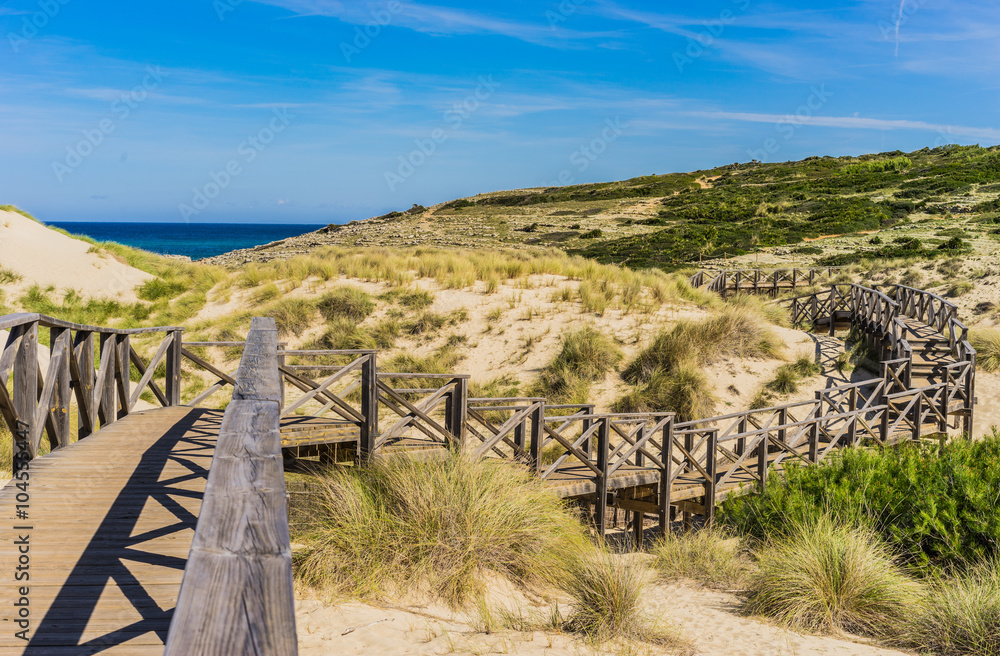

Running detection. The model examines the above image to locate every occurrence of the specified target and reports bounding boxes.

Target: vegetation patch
[292,454,589,606]
[969,328,1000,372]
[721,432,1000,572]
[533,326,623,402]
[317,286,375,322]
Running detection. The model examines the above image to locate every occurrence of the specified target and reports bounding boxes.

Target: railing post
[808,417,820,463]
[529,402,544,466]
[581,405,595,458]
[704,429,718,526]
[115,333,130,419]
[595,417,610,537]
[74,330,96,439]
[49,327,71,449]
[99,333,116,428]
[12,322,38,468]
[165,329,183,407]
[447,376,468,449]
[965,353,976,437]
[847,386,858,446]
[912,394,923,442]
[359,352,377,460]
[659,418,673,534]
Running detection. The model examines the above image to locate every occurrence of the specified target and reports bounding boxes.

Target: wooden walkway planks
[0,406,221,655]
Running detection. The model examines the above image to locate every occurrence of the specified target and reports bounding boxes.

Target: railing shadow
[25,409,221,654]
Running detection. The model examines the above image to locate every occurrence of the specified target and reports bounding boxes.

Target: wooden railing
[164,317,297,655]
[0,313,183,471]
[691,267,846,297]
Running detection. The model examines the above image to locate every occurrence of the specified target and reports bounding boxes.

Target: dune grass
[650,528,751,590]
[615,363,716,422]
[533,326,623,402]
[317,286,375,322]
[969,328,1000,373]
[743,517,922,637]
[0,266,22,285]
[562,551,693,652]
[292,453,589,607]
[904,560,1000,656]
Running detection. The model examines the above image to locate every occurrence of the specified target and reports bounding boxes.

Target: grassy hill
[208,144,1000,272]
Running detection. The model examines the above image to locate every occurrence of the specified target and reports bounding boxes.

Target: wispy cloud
[695,111,1000,141]
[248,0,613,47]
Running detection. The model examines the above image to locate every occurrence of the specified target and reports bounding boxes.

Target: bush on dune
[969,328,1000,373]
[317,286,375,322]
[292,454,589,606]
[614,362,715,423]
[533,326,623,402]
[743,517,922,637]
[650,528,750,590]
[721,431,1000,573]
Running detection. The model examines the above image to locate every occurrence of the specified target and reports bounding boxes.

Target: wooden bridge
[0,274,977,653]
[689,266,846,298]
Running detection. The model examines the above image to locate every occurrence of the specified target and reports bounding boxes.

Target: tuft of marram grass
[292,454,589,607]
[624,306,783,383]
[534,326,623,402]
[969,328,1000,373]
[903,560,1000,656]
[743,517,923,637]
[563,551,694,652]
[614,362,715,423]
[317,286,375,322]
[651,528,751,590]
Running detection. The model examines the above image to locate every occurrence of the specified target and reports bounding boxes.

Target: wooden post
[99,333,117,428]
[13,322,38,467]
[529,402,544,466]
[704,429,718,526]
[449,377,468,449]
[49,327,71,450]
[847,386,858,446]
[165,329,183,407]
[965,354,976,437]
[809,415,820,463]
[595,417,610,537]
[514,418,526,455]
[115,334,130,419]
[581,405,595,459]
[912,394,923,442]
[73,331,96,439]
[359,352,377,460]
[659,419,672,535]
[682,431,693,531]
[632,429,644,549]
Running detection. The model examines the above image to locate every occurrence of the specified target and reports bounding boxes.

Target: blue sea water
[50,222,327,260]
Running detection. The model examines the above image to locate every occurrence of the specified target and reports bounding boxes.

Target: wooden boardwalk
[0,407,219,654]
[0,275,980,652]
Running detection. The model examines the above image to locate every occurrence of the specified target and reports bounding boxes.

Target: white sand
[294,572,912,656]
[0,209,151,302]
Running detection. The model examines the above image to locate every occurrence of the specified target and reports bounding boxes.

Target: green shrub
[309,317,377,350]
[404,311,448,335]
[317,286,375,322]
[744,518,922,636]
[969,328,1000,373]
[721,432,1000,572]
[292,454,589,606]
[905,560,1000,656]
[382,288,434,310]
[264,297,317,336]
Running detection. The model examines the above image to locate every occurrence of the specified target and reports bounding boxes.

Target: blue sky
[1,0,998,224]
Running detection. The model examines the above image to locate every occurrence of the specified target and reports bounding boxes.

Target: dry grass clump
[903,561,1000,656]
[615,363,715,422]
[743,518,922,637]
[624,306,783,383]
[381,287,434,310]
[534,326,623,402]
[650,528,751,590]
[308,317,377,350]
[292,454,589,607]
[562,552,694,652]
[724,293,789,326]
[969,328,1000,373]
[263,297,317,336]
[317,286,374,321]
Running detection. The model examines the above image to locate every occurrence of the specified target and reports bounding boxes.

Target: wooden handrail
[164,317,297,656]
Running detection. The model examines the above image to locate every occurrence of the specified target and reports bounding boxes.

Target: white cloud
[696,111,1000,141]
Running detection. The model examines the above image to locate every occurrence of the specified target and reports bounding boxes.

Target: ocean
[50,222,327,261]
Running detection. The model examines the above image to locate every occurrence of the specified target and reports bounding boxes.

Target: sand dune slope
[0,209,151,301]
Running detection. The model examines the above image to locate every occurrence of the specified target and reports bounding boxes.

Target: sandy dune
[0,208,151,302]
